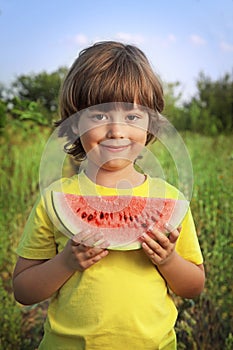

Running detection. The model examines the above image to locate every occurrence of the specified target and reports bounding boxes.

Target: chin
[102,159,133,171]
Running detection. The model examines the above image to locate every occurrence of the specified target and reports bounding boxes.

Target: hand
[141,225,181,266]
[61,231,109,272]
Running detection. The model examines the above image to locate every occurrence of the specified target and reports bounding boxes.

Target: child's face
[77,104,149,172]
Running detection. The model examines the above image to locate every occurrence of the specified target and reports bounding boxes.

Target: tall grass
[151,133,233,349]
[0,126,49,349]
[180,134,233,349]
[0,127,48,263]
[0,129,232,349]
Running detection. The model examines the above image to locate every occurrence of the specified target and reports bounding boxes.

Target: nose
[106,122,125,138]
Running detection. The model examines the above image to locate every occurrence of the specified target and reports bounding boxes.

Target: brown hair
[56,41,164,161]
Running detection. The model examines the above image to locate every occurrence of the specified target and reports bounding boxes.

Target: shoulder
[44,175,79,194]
[147,175,185,200]
[37,175,80,223]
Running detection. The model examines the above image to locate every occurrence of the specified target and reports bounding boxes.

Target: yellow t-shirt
[16,172,203,350]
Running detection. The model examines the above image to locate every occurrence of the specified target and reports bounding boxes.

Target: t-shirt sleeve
[175,208,203,265]
[16,194,57,259]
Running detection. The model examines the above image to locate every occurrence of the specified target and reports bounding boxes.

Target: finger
[72,231,104,247]
[71,232,85,245]
[165,226,180,244]
[141,233,166,255]
[145,229,170,250]
[84,246,108,258]
[71,238,80,246]
[162,222,181,243]
[81,249,109,270]
[142,232,176,263]
[87,248,109,260]
[93,239,110,249]
[75,230,94,244]
[141,241,163,265]
[177,225,182,232]
[82,233,108,248]
[71,237,89,250]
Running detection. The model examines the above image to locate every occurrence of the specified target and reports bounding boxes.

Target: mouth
[100,139,132,152]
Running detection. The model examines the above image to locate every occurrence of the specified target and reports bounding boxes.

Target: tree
[12,67,68,112]
[0,99,7,133]
[184,71,233,135]
[163,81,185,129]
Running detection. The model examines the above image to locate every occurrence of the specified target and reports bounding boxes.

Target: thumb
[71,234,81,246]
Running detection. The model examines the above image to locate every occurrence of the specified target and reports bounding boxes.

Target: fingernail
[71,237,80,245]
[146,225,151,232]
[72,235,80,243]
[140,233,148,240]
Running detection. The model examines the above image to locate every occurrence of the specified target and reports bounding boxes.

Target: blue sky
[0,0,232,100]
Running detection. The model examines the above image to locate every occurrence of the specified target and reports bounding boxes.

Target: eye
[126,114,140,121]
[92,114,108,121]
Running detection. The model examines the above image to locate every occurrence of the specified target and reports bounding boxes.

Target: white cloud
[73,34,89,45]
[61,33,90,47]
[115,32,145,45]
[220,41,233,52]
[65,32,146,47]
[190,34,206,46]
[167,34,177,43]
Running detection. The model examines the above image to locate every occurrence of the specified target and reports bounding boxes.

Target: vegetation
[0,67,232,136]
[0,68,232,349]
[163,72,233,136]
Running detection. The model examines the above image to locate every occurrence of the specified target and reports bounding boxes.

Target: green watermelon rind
[52,195,142,250]
[51,193,144,250]
[51,192,189,251]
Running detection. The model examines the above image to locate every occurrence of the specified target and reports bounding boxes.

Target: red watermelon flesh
[51,192,189,250]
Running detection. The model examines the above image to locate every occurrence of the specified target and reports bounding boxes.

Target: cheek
[79,129,100,153]
[80,129,98,147]
[132,119,149,144]
[79,134,92,153]
[134,129,148,145]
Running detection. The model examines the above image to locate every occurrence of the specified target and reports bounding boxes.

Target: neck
[84,163,146,189]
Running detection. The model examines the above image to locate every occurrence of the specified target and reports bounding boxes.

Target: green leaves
[12,67,68,112]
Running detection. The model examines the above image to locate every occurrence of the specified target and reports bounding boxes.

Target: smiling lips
[100,139,132,152]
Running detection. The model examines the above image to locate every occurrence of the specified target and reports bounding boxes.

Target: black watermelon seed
[81,212,87,219]
[100,212,104,219]
[87,214,94,221]
[129,215,133,221]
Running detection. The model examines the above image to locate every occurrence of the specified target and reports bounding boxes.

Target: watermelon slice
[51,192,189,250]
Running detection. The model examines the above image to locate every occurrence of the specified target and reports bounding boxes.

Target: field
[0,125,233,349]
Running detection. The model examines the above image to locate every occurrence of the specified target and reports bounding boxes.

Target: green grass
[0,128,232,349]
[176,134,233,349]
[0,126,49,350]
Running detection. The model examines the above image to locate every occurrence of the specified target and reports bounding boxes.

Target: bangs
[59,41,164,130]
[85,66,153,108]
[72,50,162,113]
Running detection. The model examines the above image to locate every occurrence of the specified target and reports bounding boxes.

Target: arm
[141,229,205,299]
[13,233,109,305]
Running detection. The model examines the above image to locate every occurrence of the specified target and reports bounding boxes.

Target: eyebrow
[87,107,148,115]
